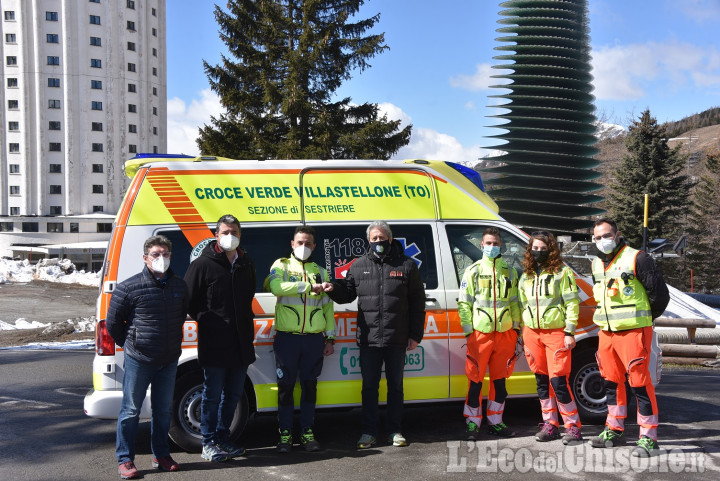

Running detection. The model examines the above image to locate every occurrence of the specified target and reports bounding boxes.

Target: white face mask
[150,256,170,274]
[218,234,240,252]
[596,236,617,254]
[293,245,312,261]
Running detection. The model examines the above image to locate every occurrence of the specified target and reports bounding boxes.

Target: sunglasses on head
[531,231,550,237]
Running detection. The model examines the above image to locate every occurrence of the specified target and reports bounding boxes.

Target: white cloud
[449,63,511,92]
[392,128,491,164]
[377,102,412,126]
[671,0,720,24]
[166,89,223,156]
[166,96,487,164]
[592,41,720,100]
[377,103,490,164]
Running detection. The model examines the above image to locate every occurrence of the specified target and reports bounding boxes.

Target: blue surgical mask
[483,245,500,259]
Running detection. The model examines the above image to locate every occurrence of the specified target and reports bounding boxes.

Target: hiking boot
[118,461,141,479]
[466,421,481,441]
[356,433,377,449]
[151,456,179,472]
[217,440,246,458]
[487,422,515,437]
[535,422,560,442]
[301,427,321,452]
[562,426,583,445]
[632,436,661,457]
[277,429,293,453]
[590,428,624,448]
[388,433,407,447]
[201,443,230,462]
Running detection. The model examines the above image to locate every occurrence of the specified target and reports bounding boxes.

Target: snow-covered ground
[0,258,98,350]
[0,257,100,286]
[0,317,95,350]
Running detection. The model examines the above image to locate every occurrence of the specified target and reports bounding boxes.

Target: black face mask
[531,250,549,264]
[370,240,391,256]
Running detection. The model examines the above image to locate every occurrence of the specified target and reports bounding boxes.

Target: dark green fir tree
[686,150,720,292]
[197,0,411,160]
[606,109,690,247]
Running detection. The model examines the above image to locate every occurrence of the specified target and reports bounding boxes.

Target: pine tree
[686,150,720,292]
[606,109,690,247]
[197,0,411,160]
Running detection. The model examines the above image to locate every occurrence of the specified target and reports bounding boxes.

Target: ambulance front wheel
[169,369,250,452]
[570,347,607,423]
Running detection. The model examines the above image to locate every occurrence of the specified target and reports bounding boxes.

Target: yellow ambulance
[83,155,659,451]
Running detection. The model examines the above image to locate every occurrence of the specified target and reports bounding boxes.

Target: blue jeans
[359,345,406,436]
[201,366,247,445]
[116,353,177,464]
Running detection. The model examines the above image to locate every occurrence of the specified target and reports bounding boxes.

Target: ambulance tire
[169,369,250,452]
[570,347,607,424]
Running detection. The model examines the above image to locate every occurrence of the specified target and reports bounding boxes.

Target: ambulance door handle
[425,296,438,306]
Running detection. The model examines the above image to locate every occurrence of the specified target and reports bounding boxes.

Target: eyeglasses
[592,232,615,242]
[531,231,550,237]
[146,252,171,258]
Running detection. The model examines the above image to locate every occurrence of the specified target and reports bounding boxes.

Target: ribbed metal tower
[481,0,604,234]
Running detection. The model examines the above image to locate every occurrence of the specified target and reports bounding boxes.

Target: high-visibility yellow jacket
[519,265,579,332]
[458,255,521,335]
[591,245,652,331]
[265,255,335,337]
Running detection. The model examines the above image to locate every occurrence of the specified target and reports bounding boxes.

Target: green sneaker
[300,427,320,452]
[277,429,293,453]
[487,422,515,437]
[632,436,661,457]
[466,421,481,441]
[590,428,624,448]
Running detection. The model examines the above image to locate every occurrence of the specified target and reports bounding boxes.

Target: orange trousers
[523,327,580,428]
[597,326,659,440]
[463,330,517,425]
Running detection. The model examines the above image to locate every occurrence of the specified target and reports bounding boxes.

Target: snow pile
[0,257,100,287]
[0,316,96,333]
[7,339,95,350]
[0,318,49,330]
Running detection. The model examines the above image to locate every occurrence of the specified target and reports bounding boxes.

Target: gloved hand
[514,329,524,358]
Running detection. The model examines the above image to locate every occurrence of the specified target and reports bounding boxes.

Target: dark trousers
[359,344,406,436]
[274,331,325,430]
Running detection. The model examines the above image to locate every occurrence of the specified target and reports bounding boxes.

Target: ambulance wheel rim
[574,364,606,413]
[178,385,203,436]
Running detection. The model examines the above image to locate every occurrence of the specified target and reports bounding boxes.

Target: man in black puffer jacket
[107,235,188,478]
[328,221,425,450]
[184,214,256,462]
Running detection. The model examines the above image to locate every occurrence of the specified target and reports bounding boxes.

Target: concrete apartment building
[0,0,166,269]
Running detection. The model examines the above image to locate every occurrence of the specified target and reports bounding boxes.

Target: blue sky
[166,0,720,161]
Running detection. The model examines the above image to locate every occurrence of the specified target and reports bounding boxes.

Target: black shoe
[277,429,293,453]
[300,427,320,452]
[589,428,624,448]
[487,422,515,437]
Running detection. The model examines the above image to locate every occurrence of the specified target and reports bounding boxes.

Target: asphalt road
[1,350,719,481]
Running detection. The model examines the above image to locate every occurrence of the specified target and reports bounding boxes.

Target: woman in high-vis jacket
[518,231,582,445]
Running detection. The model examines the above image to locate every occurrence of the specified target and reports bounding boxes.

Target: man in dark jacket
[107,235,188,479]
[328,221,425,449]
[184,214,256,463]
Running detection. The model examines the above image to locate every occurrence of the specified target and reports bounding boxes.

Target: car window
[445,224,527,285]
[158,223,438,291]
